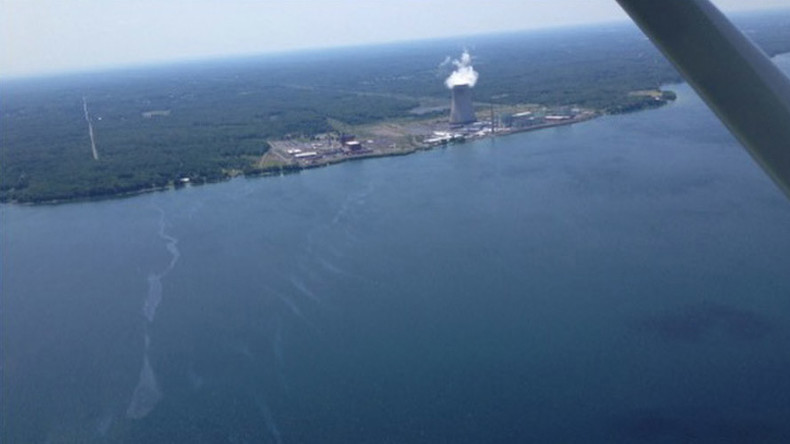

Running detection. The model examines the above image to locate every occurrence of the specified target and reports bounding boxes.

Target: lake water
[4,56,790,443]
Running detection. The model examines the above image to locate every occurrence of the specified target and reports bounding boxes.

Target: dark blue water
[4,56,790,443]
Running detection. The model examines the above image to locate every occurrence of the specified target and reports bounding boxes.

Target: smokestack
[450,84,476,126]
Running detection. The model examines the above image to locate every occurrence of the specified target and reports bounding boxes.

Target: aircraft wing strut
[617,0,790,197]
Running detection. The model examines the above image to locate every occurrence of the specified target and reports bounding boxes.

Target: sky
[2,0,789,78]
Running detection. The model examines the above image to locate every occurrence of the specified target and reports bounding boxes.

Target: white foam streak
[126,355,162,419]
[289,275,320,304]
[187,363,205,390]
[141,208,180,323]
[255,398,283,444]
[273,318,289,391]
[142,274,162,323]
[276,292,307,322]
[157,210,180,275]
[128,208,181,419]
[95,413,113,436]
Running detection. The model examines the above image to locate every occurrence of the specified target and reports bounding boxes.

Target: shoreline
[2,84,690,207]
[1,113,606,207]
[0,108,631,207]
[4,50,788,207]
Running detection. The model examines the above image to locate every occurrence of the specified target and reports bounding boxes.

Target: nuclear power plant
[449,84,476,126]
[268,47,594,164]
[444,51,478,127]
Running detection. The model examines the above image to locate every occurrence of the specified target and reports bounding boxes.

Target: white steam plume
[444,50,478,89]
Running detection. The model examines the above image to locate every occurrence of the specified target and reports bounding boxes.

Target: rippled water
[3,56,790,443]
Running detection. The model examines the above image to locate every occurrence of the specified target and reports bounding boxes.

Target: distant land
[2,11,790,204]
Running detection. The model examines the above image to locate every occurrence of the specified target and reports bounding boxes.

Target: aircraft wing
[616,0,790,198]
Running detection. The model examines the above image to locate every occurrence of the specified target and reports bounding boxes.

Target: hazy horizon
[2,0,789,79]
[1,20,642,82]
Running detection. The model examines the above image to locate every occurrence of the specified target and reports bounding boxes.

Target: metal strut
[616,0,790,198]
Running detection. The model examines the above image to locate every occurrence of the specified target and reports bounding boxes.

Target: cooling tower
[449,84,476,126]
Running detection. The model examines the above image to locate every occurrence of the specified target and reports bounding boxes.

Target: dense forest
[2,11,790,203]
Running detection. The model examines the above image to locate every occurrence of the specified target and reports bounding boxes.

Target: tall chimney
[450,84,476,126]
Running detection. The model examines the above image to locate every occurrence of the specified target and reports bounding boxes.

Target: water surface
[3,56,790,443]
